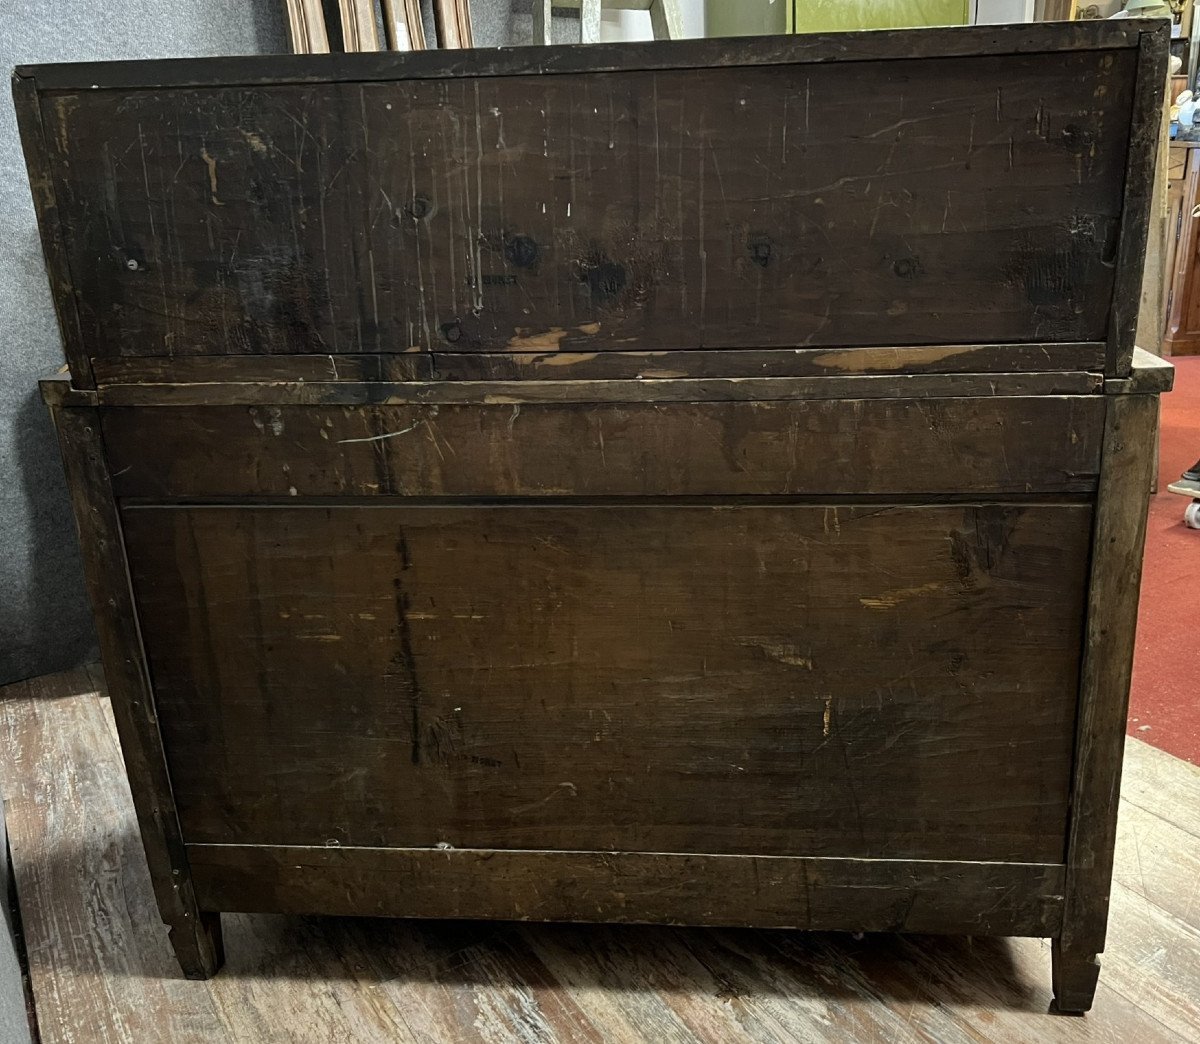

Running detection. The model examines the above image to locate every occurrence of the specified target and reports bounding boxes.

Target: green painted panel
[786,0,969,31]
[706,0,788,37]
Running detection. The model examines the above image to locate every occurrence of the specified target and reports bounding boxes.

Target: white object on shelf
[971,0,1035,24]
[534,0,699,44]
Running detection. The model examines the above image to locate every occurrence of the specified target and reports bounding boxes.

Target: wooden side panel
[44,406,222,977]
[11,74,90,386]
[1053,391,1159,1012]
[101,397,1106,499]
[122,502,1091,863]
[187,846,1067,937]
[1108,30,1171,375]
[36,48,1135,362]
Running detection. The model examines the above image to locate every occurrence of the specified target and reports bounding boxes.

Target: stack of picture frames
[285,0,472,53]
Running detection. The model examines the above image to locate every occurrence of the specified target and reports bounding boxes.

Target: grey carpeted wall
[1,1,699,687]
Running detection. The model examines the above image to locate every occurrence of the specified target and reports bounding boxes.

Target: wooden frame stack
[285,0,331,52]
[433,0,474,47]
[383,0,428,49]
[286,0,457,52]
[340,0,382,50]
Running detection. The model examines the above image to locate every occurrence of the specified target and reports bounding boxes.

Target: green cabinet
[704,1,970,38]
[705,0,787,37]
[786,0,968,32]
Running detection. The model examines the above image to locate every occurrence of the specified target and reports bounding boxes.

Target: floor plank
[1113,800,1200,930]
[1121,735,1200,841]
[1,667,1198,1043]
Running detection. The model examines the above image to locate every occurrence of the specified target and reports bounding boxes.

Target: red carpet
[1129,355,1200,764]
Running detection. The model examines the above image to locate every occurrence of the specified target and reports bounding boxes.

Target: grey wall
[1,2,289,685]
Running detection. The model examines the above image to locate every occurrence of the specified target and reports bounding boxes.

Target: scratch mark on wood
[735,637,813,669]
[860,582,944,611]
[337,421,422,444]
[508,783,578,816]
[199,147,224,206]
[813,346,971,372]
[390,531,423,766]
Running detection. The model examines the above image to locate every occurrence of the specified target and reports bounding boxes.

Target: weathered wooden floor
[2,666,1198,1043]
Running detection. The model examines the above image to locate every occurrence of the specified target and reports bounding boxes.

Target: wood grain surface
[100,396,1106,499]
[1055,391,1160,1010]
[3,667,1197,1043]
[120,502,1090,863]
[86,343,1110,385]
[46,406,221,977]
[13,16,1171,1018]
[13,22,1150,91]
[1106,31,1171,376]
[187,846,1064,937]
[70,372,1108,408]
[30,45,1137,366]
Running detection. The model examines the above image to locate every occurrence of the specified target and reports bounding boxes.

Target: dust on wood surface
[120,503,1089,864]
[32,45,1138,365]
[100,397,1106,499]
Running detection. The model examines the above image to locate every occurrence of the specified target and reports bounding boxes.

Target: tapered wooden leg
[45,405,229,979]
[1051,940,1100,1014]
[169,911,224,980]
[46,404,227,980]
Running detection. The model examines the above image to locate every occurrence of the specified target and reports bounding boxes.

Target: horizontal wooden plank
[101,396,1106,499]
[87,344,1109,386]
[35,45,1135,363]
[187,845,1065,937]
[64,372,1109,408]
[1104,347,1175,394]
[14,21,1145,91]
[119,493,1095,508]
[49,372,1112,409]
[123,502,1089,862]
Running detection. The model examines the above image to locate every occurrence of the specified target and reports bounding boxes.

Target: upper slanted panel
[14,22,1165,383]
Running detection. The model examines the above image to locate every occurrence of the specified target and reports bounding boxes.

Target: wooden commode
[15,20,1170,1013]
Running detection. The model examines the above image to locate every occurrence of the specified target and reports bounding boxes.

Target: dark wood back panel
[14,22,1165,382]
[122,501,1090,863]
[99,396,1105,499]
